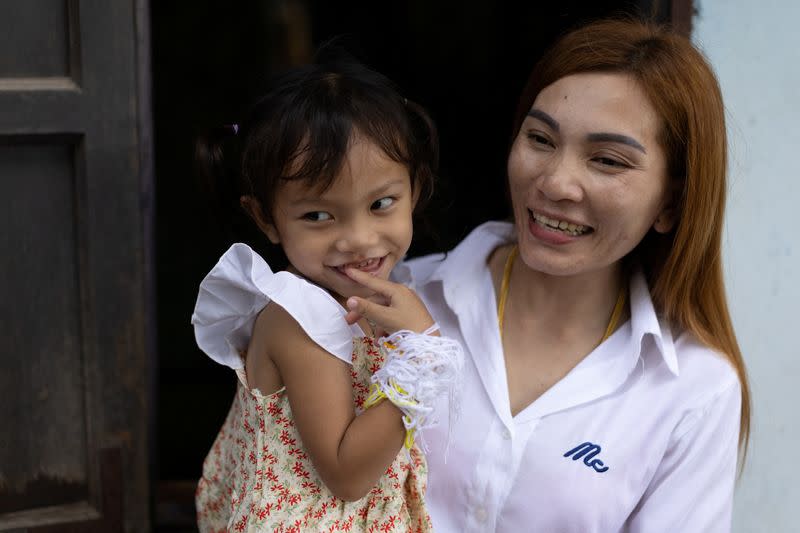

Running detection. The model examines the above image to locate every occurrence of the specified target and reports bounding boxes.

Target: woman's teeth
[532,212,589,236]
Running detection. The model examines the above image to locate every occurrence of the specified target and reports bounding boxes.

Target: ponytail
[195,124,245,238]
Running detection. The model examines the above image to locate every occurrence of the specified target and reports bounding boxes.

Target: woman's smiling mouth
[529,209,592,236]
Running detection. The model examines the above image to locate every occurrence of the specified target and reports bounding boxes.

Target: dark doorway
[151,1,674,529]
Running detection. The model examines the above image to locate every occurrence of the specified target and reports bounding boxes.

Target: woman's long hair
[512,18,750,461]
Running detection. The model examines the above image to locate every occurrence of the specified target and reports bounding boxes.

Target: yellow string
[600,282,628,343]
[497,245,627,345]
[363,383,387,410]
[497,246,518,339]
[363,382,418,449]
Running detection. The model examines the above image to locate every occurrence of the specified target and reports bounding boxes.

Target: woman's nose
[537,155,584,203]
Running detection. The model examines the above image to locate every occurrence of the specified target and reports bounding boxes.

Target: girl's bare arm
[255,303,405,502]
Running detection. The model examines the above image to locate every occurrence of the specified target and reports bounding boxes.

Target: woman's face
[507,72,675,279]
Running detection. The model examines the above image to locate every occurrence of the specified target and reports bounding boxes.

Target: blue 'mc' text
[564,442,609,473]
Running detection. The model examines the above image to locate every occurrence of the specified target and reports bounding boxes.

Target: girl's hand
[343,267,436,334]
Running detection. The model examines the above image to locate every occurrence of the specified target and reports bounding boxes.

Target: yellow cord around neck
[497,245,627,344]
[497,246,517,336]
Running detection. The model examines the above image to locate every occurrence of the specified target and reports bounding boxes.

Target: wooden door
[0,1,153,531]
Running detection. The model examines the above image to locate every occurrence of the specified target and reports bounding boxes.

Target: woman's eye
[302,211,332,222]
[594,156,628,168]
[371,197,395,210]
[526,132,553,147]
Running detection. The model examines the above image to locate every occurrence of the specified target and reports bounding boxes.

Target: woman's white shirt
[395,221,741,533]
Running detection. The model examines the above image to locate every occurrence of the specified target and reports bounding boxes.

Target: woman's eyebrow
[586,132,647,154]
[526,109,559,132]
[527,108,647,154]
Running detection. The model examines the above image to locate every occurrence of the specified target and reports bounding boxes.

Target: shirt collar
[402,220,680,377]
[628,269,680,376]
[430,221,514,284]
[393,220,513,307]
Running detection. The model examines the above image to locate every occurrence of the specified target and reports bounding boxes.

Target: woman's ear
[653,180,680,234]
[240,195,280,243]
[653,208,676,234]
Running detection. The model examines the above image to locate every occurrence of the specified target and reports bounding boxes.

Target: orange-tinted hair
[512,18,750,461]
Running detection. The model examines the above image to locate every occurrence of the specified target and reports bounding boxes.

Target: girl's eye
[371,197,395,210]
[302,211,332,222]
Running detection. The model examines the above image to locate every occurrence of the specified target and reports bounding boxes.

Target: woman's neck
[494,245,626,343]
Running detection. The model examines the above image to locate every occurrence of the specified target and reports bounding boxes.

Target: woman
[350,17,750,532]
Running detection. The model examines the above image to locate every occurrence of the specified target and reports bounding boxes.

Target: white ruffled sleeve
[191,243,360,369]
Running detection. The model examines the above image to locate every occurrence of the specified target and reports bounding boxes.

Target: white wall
[693,2,800,531]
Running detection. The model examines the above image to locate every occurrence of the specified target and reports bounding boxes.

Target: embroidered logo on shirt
[564,442,609,473]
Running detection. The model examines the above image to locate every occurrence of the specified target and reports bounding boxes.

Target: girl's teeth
[345,258,378,269]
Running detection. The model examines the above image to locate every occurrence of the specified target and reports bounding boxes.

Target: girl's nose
[334,222,379,253]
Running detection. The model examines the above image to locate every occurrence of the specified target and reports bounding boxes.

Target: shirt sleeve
[625,379,742,533]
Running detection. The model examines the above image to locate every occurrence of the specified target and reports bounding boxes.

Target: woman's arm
[626,379,742,533]
[257,303,406,502]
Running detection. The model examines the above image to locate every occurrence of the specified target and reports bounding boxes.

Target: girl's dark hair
[196,53,438,228]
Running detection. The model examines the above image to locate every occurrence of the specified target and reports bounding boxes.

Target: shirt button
[475,507,488,523]
[502,428,512,440]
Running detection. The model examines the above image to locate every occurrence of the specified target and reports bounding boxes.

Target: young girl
[191,57,462,532]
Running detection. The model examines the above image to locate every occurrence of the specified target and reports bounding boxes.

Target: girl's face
[507,72,675,280]
[264,136,415,302]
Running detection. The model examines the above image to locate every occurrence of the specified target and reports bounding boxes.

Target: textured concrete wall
[694,2,800,531]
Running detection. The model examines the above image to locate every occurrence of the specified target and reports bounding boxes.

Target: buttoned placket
[465,417,510,531]
[462,414,546,532]
[447,265,526,531]
[445,268,507,531]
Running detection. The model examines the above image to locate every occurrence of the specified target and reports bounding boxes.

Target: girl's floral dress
[191,243,431,533]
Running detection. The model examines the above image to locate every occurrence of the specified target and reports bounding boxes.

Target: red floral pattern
[196,336,431,532]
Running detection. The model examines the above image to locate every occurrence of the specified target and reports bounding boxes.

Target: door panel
[0,0,78,79]
[0,1,152,531]
[0,140,90,514]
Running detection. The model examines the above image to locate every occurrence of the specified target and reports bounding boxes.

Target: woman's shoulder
[629,270,740,406]
[191,243,357,369]
[668,327,741,407]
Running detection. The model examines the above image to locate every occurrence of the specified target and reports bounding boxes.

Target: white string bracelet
[363,322,464,453]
